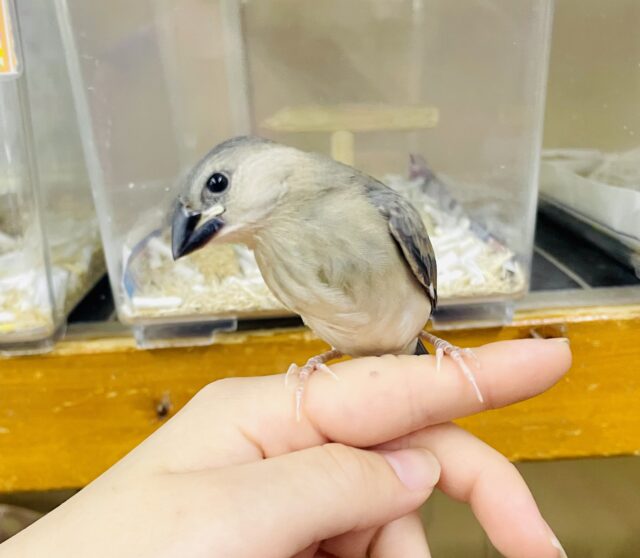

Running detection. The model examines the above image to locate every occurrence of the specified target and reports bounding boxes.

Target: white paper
[540,148,640,242]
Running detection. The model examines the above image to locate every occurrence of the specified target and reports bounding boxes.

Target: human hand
[1,339,571,557]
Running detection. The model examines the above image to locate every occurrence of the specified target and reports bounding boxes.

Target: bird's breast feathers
[254,212,431,356]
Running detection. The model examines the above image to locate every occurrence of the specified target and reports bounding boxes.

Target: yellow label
[0,0,19,77]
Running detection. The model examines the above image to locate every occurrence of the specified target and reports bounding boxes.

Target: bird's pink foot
[419,332,483,402]
[286,349,342,421]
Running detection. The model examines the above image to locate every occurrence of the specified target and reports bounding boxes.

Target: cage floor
[532,212,639,291]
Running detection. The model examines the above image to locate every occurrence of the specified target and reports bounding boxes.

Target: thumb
[220,443,440,557]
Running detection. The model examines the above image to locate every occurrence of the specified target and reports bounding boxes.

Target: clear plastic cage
[57,0,553,345]
[540,0,640,278]
[0,0,102,355]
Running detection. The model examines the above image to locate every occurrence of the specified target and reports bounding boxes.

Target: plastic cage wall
[540,0,640,279]
[0,0,101,355]
[57,0,553,347]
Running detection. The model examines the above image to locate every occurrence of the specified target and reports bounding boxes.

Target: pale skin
[0,339,571,558]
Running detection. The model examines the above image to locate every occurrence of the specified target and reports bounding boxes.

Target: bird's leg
[286,349,343,421]
[419,331,483,403]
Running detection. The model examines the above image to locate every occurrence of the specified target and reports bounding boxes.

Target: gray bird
[171,136,482,419]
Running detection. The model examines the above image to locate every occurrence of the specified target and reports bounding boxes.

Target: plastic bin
[0,0,102,355]
[540,0,640,278]
[57,0,553,345]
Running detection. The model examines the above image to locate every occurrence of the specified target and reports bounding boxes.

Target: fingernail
[549,337,570,345]
[551,535,568,557]
[378,449,440,491]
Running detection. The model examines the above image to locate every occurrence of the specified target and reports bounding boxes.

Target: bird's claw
[436,347,444,373]
[294,369,309,422]
[419,332,483,403]
[285,361,339,388]
[463,347,481,369]
[285,356,341,422]
[293,363,316,422]
[448,348,484,403]
[285,363,298,388]
[316,362,340,381]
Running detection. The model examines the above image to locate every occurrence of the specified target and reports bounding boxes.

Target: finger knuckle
[318,443,379,493]
[194,376,242,401]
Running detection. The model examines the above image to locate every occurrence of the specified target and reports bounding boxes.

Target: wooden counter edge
[0,302,639,492]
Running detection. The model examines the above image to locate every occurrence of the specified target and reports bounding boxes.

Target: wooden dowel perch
[262,103,439,165]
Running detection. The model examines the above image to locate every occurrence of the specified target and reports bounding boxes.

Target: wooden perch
[262,103,439,133]
[262,103,440,165]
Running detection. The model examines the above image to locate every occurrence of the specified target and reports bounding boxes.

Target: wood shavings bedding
[0,215,103,340]
[123,176,524,320]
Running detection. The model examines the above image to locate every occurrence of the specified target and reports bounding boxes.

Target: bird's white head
[171,136,296,259]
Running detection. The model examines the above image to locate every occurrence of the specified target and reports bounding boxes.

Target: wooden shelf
[261,104,439,133]
[260,102,439,165]
[1,303,639,492]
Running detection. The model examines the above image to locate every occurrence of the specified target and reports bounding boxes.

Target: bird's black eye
[205,173,229,194]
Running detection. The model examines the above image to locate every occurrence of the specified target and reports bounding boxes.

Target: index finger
[141,338,571,471]
[307,338,571,446]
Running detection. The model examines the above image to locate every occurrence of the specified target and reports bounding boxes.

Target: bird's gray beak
[171,201,225,260]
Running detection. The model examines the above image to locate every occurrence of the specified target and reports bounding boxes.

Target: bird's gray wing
[363,180,438,309]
